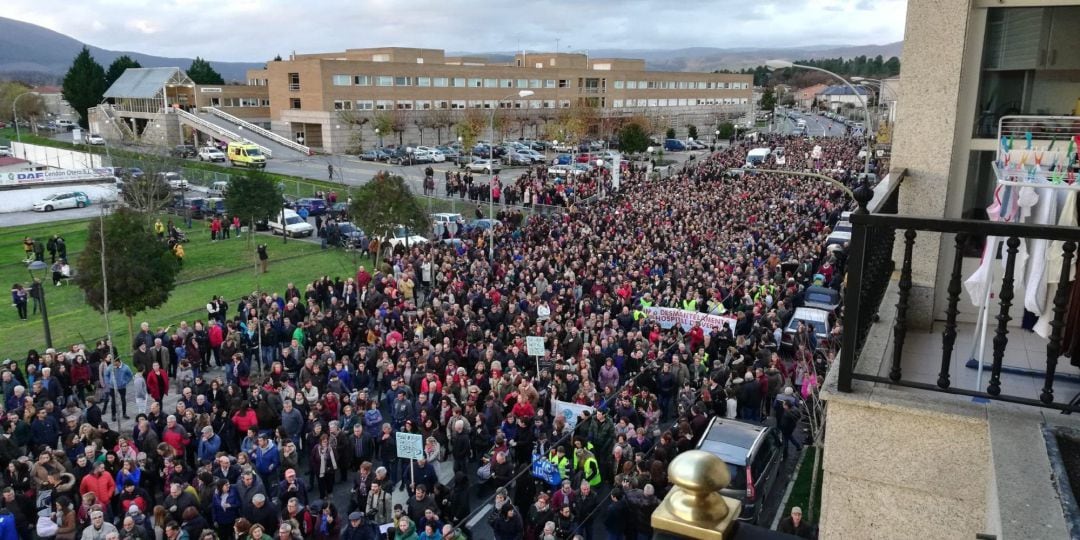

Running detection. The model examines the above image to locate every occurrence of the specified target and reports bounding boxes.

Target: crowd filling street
[1,133,884,540]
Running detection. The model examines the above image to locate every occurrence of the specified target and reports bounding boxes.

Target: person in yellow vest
[571,437,595,470]
[639,293,654,310]
[547,445,570,479]
[154,219,165,239]
[682,295,697,312]
[576,448,602,487]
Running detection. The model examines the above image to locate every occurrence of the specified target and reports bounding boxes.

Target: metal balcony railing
[203,107,310,155]
[837,173,1080,412]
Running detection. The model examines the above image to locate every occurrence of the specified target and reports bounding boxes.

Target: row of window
[611,98,749,107]
[211,97,270,107]
[330,75,749,91]
[327,97,745,111]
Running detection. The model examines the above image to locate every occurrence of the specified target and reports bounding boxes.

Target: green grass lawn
[0,215,365,361]
[784,446,823,524]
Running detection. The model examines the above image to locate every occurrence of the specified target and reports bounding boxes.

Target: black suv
[170,145,197,158]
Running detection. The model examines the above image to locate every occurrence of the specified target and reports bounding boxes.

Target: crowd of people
[0,134,878,540]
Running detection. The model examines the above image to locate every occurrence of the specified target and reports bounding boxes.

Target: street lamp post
[99,203,112,344]
[488,90,534,261]
[767,60,872,179]
[375,128,382,149]
[595,158,605,198]
[12,91,38,151]
[27,260,52,349]
[714,129,720,151]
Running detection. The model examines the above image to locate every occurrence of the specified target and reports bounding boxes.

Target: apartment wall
[891,0,975,328]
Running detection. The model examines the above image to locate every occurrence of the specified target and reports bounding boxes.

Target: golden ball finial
[668,449,731,494]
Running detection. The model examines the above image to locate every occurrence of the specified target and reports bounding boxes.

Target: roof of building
[796,83,829,97]
[104,67,194,99]
[33,86,62,94]
[820,85,870,96]
[0,157,30,166]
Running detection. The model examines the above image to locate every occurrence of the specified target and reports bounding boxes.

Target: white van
[745,148,771,167]
[269,209,314,238]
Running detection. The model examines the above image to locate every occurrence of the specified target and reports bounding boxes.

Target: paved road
[771,111,850,137]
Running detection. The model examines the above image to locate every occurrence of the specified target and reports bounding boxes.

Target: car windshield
[338,224,356,233]
[247,148,263,156]
[285,216,305,225]
[807,291,836,305]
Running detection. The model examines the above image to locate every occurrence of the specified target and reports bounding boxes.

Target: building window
[625,81,637,90]
[646,81,657,89]
[530,79,542,88]
[558,79,569,88]
[436,100,449,109]
[417,77,431,87]
[376,76,393,86]
[451,100,466,109]
[397,101,412,110]
[559,100,570,108]
[288,73,300,91]
[484,100,497,109]
[333,100,353,110]
[354,75,371,86]
[394,76,411,86]
[468,78,482,88]
[375,100,392,110]
[501,79,513,88]
[545,79,556,88]
[452,77,466,87]
[260,99,270,106]
[614,80,624,89]
[290,98,301,109]
[516,79,528,88]
[356,100,373,110]
[529,100,541,108]
[332,75,351,86]
[372,54,389,62]
[433,77,448,87]
[613,99,623,107]
[483,78,497,88]
[417,100,432,110]
[658,99,668,107]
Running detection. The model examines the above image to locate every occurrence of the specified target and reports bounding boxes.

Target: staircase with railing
[203,107,311,156]
[98,104,135,141]
[171,108,273,158]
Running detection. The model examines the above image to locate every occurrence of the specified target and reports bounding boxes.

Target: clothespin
[1051,169,1064,185]
[1019,151,1029,167]
[1026,132,1033,150]
[1034,149,1045,167]
[1068,171,1077,185]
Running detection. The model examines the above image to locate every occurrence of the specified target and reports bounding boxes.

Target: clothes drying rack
[966,115,1080,394]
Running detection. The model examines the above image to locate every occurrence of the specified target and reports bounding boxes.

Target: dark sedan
[290,197,329,216]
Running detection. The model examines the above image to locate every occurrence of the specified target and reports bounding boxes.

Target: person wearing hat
[340,510,380,540]
[778,506,814,538]
[115,478,151,515]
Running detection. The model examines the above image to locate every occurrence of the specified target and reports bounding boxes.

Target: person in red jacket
[208,321,224,367]
[79,462,116,508]
[232,403,259,435]
[161,415,190,458]
[146,362,169,402]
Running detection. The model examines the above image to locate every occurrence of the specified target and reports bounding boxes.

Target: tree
[665,127,676,139]
[686,124,698,140]
[105,55,142,88]
[74,206,181,342]
[760,86,777,112]
[456,109,486,152]
[716,122,735,140]
[224,170,283,234]
[337,110,370,153]
[61,46,106,128]
[0,82,45,123]
[429,108,455,144]
[348,172,429,257]
[187,57,224,85]
[618,122,650,154]
[272,55,283,62]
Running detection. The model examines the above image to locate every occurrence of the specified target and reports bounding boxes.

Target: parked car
[803,285,841,313]
[465,218,502,232]
[198,147,227,162]
[781,307,833,350]
[686,139,707,150]
[381,225,429,250]
[386,147,414,165]
[85,133,105,146]
[32,191,91,212]
[359,149,383,161]
[664,138,686,151]
[55,119,76,130]
[436,146,461,161]
[268,209,315,238]
[156,172,189,189]
[170,145,196,158]
[0,146,10,157]
[333,221,367,248]
[289,197,329,216]
[431,212,464,237]
[465,159,501,174]
[414,146,446,163]
[506,151,533,166]
[691,417,783,524]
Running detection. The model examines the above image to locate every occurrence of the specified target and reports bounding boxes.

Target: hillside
[0,17,264,84]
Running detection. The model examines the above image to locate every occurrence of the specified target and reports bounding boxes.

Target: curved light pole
[766,60,872,179]
[12,91,39,152]
[488,90,534,261]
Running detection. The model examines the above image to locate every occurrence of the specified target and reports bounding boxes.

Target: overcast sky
[7,0,907,62]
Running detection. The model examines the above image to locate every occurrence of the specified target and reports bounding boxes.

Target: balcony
[818,170,1080,539]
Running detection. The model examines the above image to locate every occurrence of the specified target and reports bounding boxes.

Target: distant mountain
[454,43,904,72]
[0,17,264,84]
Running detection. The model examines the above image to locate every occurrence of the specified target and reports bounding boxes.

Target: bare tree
[338,109,370,154]
[429,108,455,144]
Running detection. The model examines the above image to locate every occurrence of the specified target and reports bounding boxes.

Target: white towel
[1035,191,1077,338]
[1023,188,1058,313]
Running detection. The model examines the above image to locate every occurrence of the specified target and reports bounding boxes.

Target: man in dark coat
[778,506,814,538]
